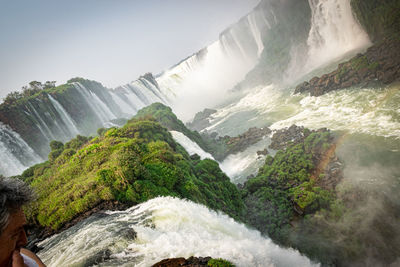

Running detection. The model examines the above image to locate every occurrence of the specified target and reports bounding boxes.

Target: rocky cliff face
[295,37,400,96]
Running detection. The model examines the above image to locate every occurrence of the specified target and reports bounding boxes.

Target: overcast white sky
[0,0,259,100]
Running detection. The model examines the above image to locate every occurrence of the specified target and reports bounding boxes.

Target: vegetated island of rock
[152,257,234,267]
[21,104,245,252]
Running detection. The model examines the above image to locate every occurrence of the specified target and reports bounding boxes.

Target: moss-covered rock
[22,116,244,230]
[134,103,211,154]
[241,126,341,245]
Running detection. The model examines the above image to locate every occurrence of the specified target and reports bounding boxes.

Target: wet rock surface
[256,148,269,156]
[201,126,271,161]
[222,126,271,155]
[295,37,400,96]
[186,108,217,132]
[269,125,308,150]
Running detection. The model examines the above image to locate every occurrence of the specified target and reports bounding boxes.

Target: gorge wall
[0,75,167,176]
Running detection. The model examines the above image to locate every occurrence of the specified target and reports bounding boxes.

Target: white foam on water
[271,86,400,138]
[38,197,319,267]
[219,138,270,184]
[205,83,400,139]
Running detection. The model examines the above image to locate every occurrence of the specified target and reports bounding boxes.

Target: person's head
[0,176,34,267]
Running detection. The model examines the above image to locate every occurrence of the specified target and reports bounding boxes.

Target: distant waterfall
[109,88,139,116]
[170,131,214,160]
[48,95,79,137]
[247,11,265,57]
[111,76,167,118]
[0,123,41,176]
[38,197,318,267]
[73,82,117,125]
[26,101,56,142]
[156,5,274,121]
[0,75,169,176]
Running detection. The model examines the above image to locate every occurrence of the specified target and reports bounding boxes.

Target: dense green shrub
[133,103,212,154]
[208,258,235,267]
[49,140,64,151]
[242,129,335,244]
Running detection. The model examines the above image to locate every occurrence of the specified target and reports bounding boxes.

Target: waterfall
[109,90,138,116]
[155,5,274,121]
[220,138,271,184]
[157,40,255,122]
[0,123,41,176]
[286,0,371,80]
[111,75,168,118]
[48,94,80,137]
[247,12,265,57]
[170,131,214,160]
[26,101,56,141]
[0,73,171,175]
[139,77,168,104]
[37,197,319,267]
[307,0,370,61]
[129,79,163,105]
[73,82,117,125]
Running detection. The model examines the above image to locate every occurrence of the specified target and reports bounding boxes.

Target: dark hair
[0,176,34,234]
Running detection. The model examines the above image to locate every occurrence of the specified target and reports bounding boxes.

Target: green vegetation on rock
[242,128,336,244]
[134,103,212,155]
[207,258,235,267]
[22,115,244,230]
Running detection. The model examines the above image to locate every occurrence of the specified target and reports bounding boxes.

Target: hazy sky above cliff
[0,0,259,100]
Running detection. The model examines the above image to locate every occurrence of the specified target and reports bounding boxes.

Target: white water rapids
[204,83,400,139]
[38,197,318,267]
